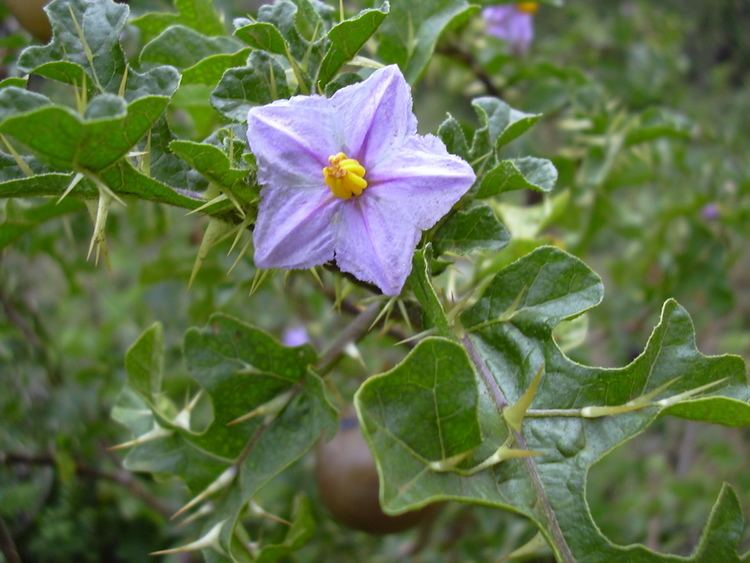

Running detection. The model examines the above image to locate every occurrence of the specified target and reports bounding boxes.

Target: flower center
[323,152,368,199]
[516,2,539,14]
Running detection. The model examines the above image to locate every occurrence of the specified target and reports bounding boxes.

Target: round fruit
[6,0,52,43]
[315,414,438,534]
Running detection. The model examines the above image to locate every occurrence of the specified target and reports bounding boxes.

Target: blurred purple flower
[483,3,538,54]
[701,203,720,221]
[246,66,475,296]
[282,325,310,347]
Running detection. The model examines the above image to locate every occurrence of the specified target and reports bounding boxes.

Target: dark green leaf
[147,118,207,193]
[170,140,255,199]
[124,323,164,402]
[130,0,225,44]
[432,204,510,254]
[18,0,179,101]
[317,3,389,87]
[470,97,542,156]
[97,160,211,211]
[356,337,482,462]
[234,21,289,55]
[0,94,172,171]
[181,49,252,87]
[438,114,470,160]
[140,25,241,68]
[211,51,290,121]
[476,157,558,198]
[408,246,450,337]
[358,246,750,560]
[0,77,27,89]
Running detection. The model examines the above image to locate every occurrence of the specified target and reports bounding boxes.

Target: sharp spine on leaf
[151,520,226,555]
[581,376,729,417]
[187,193,228,216]
[249,268,273,296]
[227,239,252,275]
[172,466,237,519]
[429,439,539,476]
[309,266,324,288]
[188,218,229,289]
[108,424,172,451]
[227,389,295,426]
[228,216,253,256]
[172,390,203,432]
[118,64,129,98]
[177,503,214,528]
[57,172,84,205]
[504,365,545,432]
[87,192,112,265]
[248,501,291,526]
[369,297,396,332]
[0,134,33,177]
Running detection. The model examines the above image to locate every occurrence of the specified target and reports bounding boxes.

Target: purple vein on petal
[254,190,338,268]
[250,111,326,165]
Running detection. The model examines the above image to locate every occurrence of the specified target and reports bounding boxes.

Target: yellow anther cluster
[516,2,539,14]
[323,152,368,199]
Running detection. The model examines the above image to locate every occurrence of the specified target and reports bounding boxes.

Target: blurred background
[1,0,749,561]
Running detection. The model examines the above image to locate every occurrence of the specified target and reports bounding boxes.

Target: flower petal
[246,95,342,190]
[331,65,417,167]
[334,197,421,296]
[483,7,533,53]
[365,134,476,230]
[253,187,339,269]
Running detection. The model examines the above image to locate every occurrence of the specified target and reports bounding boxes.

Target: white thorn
[151,520,226,555]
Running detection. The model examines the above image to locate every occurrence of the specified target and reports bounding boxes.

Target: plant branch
[321,288,412,346]
[0,515,21,563]
[436,42,503,98]
[0,277,63,385]
[317,301,383,375]
[461,335,575,563]
[2,451,172,518]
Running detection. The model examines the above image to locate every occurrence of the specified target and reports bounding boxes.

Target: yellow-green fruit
[315,415,439,535]
[6,0,52,42]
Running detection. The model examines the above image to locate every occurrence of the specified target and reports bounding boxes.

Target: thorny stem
[461,335,575,563]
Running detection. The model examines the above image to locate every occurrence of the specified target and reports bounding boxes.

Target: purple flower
[282,325,310,347]
[483,3,538,54]
[701,203,720,221]
[246,66,476,296]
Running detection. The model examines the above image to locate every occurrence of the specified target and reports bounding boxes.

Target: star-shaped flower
[483,3,538,54]
[246,65,476,296]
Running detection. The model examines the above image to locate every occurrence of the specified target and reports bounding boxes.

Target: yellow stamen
[323,152,368,199]
[516,2,539,14]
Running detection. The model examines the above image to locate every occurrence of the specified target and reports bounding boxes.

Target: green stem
[461,334,575,563]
